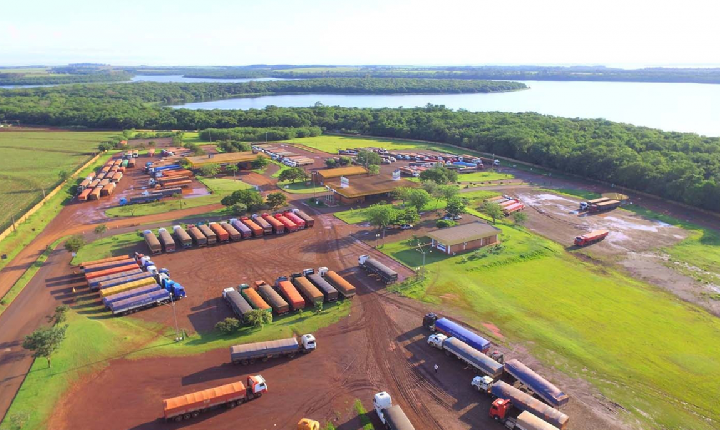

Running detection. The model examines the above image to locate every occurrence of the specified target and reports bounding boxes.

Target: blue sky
[1,0,718,66]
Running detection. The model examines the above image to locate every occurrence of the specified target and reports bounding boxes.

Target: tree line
[199,126,322,142]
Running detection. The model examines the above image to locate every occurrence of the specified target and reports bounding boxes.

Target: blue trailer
[109,289,172,315]
[504,359,570,407]
[103,284,162,308]
[423,313,491,353]
[452,161,478,168]
[97,273,154,291]
[88,269,144,290]
[149,164,181,174]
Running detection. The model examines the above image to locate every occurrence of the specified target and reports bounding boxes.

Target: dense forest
[0,69,131,85]
[0,80,718,211]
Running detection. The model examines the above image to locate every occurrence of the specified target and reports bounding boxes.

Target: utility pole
[170,292,182,342]
[415,240,431,279]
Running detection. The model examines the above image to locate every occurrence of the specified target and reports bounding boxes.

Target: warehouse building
[314,166,368,184]
[426,222,501,255]
[185,152,266,170]
[323,173,416,205]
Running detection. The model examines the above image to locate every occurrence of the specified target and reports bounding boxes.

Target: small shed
[426,222,501,255]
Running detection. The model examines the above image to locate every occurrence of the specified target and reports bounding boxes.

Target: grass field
[181,131,215,146]
[282,67,360,73]
[0,131,116,231]
[278,181,326,194]
[383,225,720,430]
[71,231,144,265]
[0,68,52,75]
[282,135,468,154]
[456,171,514,182]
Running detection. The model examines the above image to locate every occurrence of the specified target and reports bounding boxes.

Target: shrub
[436,219,456,228]
[215,317,241,335]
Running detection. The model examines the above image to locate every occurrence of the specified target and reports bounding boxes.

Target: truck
[358,255,398,284]
[197,224,217,245]
[163,376,267,422]
[88,269,144,290]
[428,334,503,378]
[373,392,415,430]
[578,197,610,211]
[230,218,253,239]
[503,202,525,216]
[241,216,263,237]
[284,211,306,229]
[187,224,207,246]
[322,269,356,299]
[291,209,315,227]
[492,411,561,430]
[77,188,92,201]
[488,381,569,430]
[258,283,290,315]
[501,359,570,407]
[588,199,620,213]
[222,287,254,322]
[158,228,176,253]
[230,334,316,365]
[173,225,193,248]
[291,276,324,306]
[262,213,285,234]
[275,213,298,232]
[307,273,339,302]
[240,284,272,312]
[100,276,157,298]
[143,230,162,254]
[118,194,162,205]
[80,255,129,268]
[574,229,609,247]
[276,279,306,311]
[82,258,135,273]
[102,283,162,308]
[84,263,139,282]
[95,272,152,291]
[209,222,230,243]
[423,313,491,353]
[215,222,239,241]
[251,214,273,234]
[89,186,102,200]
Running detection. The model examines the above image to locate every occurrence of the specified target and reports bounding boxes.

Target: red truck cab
[489,398,512,420]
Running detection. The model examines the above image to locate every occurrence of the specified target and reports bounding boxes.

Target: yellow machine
[297,418,320,430]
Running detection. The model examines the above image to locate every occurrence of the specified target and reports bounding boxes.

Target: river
[171,80,720,137]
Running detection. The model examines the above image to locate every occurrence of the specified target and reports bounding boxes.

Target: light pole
[376,233,381,248]
[415,240,432,279]
[170,293,182,342]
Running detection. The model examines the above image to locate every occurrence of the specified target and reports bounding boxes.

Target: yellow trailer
[100,276,156,297]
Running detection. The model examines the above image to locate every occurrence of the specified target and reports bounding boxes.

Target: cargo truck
[503,202,525,216]
[209,222,230,242]
[491,410,560,430]
[80,255,130,268]
[173,225,193,248]
[100,182,116,196]
[230,218,253,239]
[84,263,139,282]
[587,199,620,213]
[284,211,306,229]
[230,334,316,365]
[291,276,324,306]
[77,188,92,201]
[118,194,163,205]
[428,334,503,378]
[220,222,242,241]
[222,287,253,322]
[321,269,357,299]
[490,359,569,408]
[574,229,609,247]
[487,381,569,430]
[258,283,290,314]
[251,214,273,234]
[107,289,171,315]
[291,209,314,227]
[276,279,306,311]
[96,272,152,291]
[262,213,285,234]
[500,199,519,208]
[358,255,398,284]
[578,197,610,211]
[240,284,272,312]
[197,224,217,245]
[158,228,176,253]
[307,273,339,302]
[423,313,491,353]
[275,213,298,232]
[89,186,102,200]
[89,269,144,290]
[103,283,162,308]
[373,392,415,430]
[163,376,267,422]
[159,179,192,189]
[144,229,162,254]
[241,216,263,237]
[100,276,157,298]
[187,224,207,247]
[83,258,135,273]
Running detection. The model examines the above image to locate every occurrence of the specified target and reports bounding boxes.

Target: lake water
[171,80,720,137]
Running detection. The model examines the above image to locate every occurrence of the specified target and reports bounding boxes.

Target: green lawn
[282,135,468,155]
[382,225,720,430]
[278,181,325,194]
[197,176,254,193]
[181,131,215,146]
[71,231,145,265]
[456,171,514,182]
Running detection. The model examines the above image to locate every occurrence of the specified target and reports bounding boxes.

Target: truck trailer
[108,289,171,315]
[251,214,273,234]
[80,254,129,269]
[187,225,207,247]
[209,222,230,242]
[173,225,193,248]
[276,279,306,311]
[102,283,162,308]
[498,411,561,430]
[358,255,398,284]
[84,263,139,282]
[240,285,272,312]
[579,197,610,211]
[100,276,156,298]
[284,211,306,229]
[230,218,253,239]
[275,213,298,232]
[89,269,145,290]
[220,222,242,241]
[143,230,162,254]
[292,209,314,227]
[241,216,263,237]
[373,392,415,430]
[230,334,316,365]
[307,273,339,302]
[428,334,503,378]
[158,228,176,253]
[574,229,609,247]
[96,272,152,291]
[82,258,135,273]
[588,199,620,213]
[222,287,254,322]
[291,276,324,306]
[197,224,217,245]
[258,283,290,315]
[423,313,491,353]
[503,359,569,408]
[262,213,285,234]
[489,381,569,430]
[163,376,267,422]
[322,270,356,299]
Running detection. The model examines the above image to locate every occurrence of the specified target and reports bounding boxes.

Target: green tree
[58,170,70,182]
[407,189,431,212]
[446,198,466,217]
[22,325,68,368]
[98,142,113,152]
[395,207,420,225]
[94,224,107,235]
[199,163,220,177]
[252,155,269,169]
[226,164,239,177]
[279,167,308,183]
[481,202,504,224]
[215,317,241,335]
[148,140,156,147]
[356,150,382,168]
[438,184,459,202]
[367,164,380,175]
[365,204,397,235]
[391,187,413,206]
[338,156,352,166]
[436,219,456,228]
[421,180,438,198]
[47,305,70,326]
[64,235,85,253]
[512,211,528,226]
[325,158,337,168]
[221,189,263,210]
[314,301,324,314]
[230,203,247,215]
[419,166,458,185]
[266,192,287,210]
[246,309,272,328]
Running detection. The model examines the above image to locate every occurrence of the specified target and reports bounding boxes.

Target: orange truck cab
[489,398,512,421]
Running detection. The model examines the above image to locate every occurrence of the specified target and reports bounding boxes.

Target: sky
[1,0,719,67]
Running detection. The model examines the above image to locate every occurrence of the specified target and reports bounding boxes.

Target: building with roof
[185,152,266,169]
[426,222,501,255]
[323,173,416,205]
[314,166,368,183]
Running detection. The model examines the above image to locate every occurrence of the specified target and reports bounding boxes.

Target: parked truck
[276,279,306,311]
[291,276,324,307]
[84,263,139,282]
[209,222,230,243]
[187,224,207,247]
[321,269,356,299]
[230,334,316,365]
[258,283,290,315]
[284,211,306,229]
[307,273,339,302]
[274,213,298,232]
[158,228,176,253]
[96,272,153,291]
[220,222,242,241]
[197,224,217,245]
[428,334,503,378]
[292,209,315,227]
[251,214,273,234]
[588,199,620,213]
[241,216,263,237]
[373,392,415,430]
[423,313,491,353]
[491,410,561,430]
[118,194,162,205]
[574,229,609,247]
[222,287,254,322]
[487,381,569,430]
[472,360,570,408]
[503,202,525,216]
[578,197,610,211]
[358,255,398,284]
[80,255,129,268]
[100,276,157,298]
[173,225,193,248]
[230,218,253,239]
[262,213,285,234]
[163,376,267,422]
[89,269,145,290]
[240,284,272,312]
[83,258,135,273]
[143,230,162,255]
[103,283,162,308]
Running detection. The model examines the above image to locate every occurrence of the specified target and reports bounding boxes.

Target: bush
[436,219,456,228]
[64,235,85,253]
[215,317,241,335]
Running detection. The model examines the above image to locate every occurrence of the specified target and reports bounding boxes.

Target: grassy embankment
[104,176,252,217]
[382,223,720,430]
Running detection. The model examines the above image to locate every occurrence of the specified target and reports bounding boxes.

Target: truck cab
[247,375,268,397]
[427,333,447,349]
[297,418,320,430]
[317,266,329,276]
[423,312,439,331]
[300,334,317,351]
[373,392,393,424]
[302,268,315,276]
[471,375,494,393]
[489,398,513,422]
[579,202,589,211]
[358,255,370,266]
[222,287,235,298]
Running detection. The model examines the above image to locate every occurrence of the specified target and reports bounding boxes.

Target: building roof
[325,174,416,198]
[185,152,265,168]
[316,166,367,179]
[427,222,501,246]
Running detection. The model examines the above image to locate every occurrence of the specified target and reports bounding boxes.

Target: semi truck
[163,376,267,422]
[230,218,253,239]
[222,287,253,322]
[251,214,273,234]
[574,229,609,247]
[96,272,152,291]
[492,411,561,430]
[197,224,217,245]
[88,269,145,290]
[220,222,242,241]
[187,224,207,246]
[84,263,139,282]
[118,194,162,205]
[275,213,298,232]
[373,392,415,430]
[358,255,398,284]
[258,283,290,315]
[107,289,171,315]
[143,230,162,254]
[230,334,316,365]
[578,197,610,211]
[100,276,157,298]
[241,216,263,237]
[502,359,569,408]
[307,273,339,302]
[292,209,314,227]
[158,228,176,253]
[209,222,230,242]
[428,334,503,378]
[240,284,272,312]
[173,225,193,248]
[276,279,306,311]
[262,213,285,234]
[423,313,491,353]
[291,276,324,306]
[284,211,306,229]
[102,283,162,308]
[321,269,357,299]
[588,199,620,213]
[487,381,569,430]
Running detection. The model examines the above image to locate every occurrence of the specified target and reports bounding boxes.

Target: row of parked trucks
[486,195,526,216]
[77,154,135,201]
[79,253,185,316]
[423,313,570,430]
[222,268,356,321]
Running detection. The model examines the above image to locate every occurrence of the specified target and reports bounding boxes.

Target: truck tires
[191,411,200,418]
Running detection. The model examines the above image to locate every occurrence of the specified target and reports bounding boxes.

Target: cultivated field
[282,135,466,154]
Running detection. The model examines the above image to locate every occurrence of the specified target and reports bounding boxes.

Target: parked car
[400,224,413,230]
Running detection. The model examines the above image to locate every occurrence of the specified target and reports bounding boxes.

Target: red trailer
[262,214,285,234]
[499,199,518,208]
[574,229,609,246]
[276,280,305,311]
[283,211,306,229]
[503,202,525,215]
[274,213,298,232]
[240,217,263,237]
[209,222,230,242]
[78,188,92,201]
[84,263,139,282]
